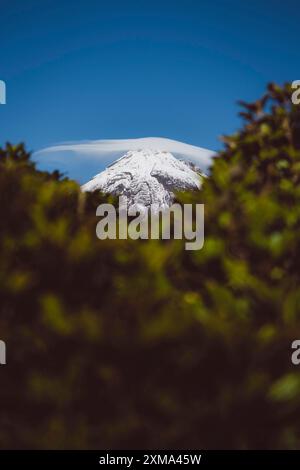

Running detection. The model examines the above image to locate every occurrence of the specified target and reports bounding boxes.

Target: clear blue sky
[0,0,299,156]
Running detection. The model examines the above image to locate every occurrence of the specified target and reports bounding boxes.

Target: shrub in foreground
[0,84,299,449]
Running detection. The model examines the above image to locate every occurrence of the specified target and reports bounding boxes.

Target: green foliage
[0,84,300,449]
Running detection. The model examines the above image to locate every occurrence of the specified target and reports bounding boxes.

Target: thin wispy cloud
[33,137,215,183]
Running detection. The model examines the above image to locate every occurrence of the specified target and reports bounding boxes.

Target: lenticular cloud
[33,137,215,184]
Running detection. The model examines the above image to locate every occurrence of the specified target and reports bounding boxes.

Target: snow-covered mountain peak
[82,147,204,210]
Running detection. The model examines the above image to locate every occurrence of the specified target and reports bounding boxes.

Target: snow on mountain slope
[82,147,205,210]
[34,137,215,210]
[34,137,215,184]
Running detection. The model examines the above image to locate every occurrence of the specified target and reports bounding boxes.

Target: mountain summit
[35,137,215,192]
[82,147,207,210]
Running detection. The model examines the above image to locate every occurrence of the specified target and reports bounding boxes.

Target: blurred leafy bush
[0,84,300,449]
